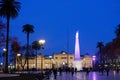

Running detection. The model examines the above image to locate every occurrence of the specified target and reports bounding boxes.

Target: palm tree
[97,42,104,64]
[0,0,21,73]
[32,40,41,70]
[22,24,34,70]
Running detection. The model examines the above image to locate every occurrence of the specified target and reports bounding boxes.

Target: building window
[55,57,58,59]
[70,57,73,59]
[61,57,67,59]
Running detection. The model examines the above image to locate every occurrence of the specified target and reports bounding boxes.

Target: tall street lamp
[3,48,7,72]
[0,63,3,72]
[39,40,45,72]
[39,40,45,46]
[17,53,21,71]
[92,55,96,70]
[49,56,52,69]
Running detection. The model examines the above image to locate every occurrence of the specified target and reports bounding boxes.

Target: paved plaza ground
[0,71,120,80]
[49,71,120,80]
[0,73,19,78]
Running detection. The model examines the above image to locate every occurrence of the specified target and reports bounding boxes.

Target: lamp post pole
[17,53,21,71]
[3,48,7,72]
[92,56,96,70]
[49,56,52,69]
[39,40,45,73]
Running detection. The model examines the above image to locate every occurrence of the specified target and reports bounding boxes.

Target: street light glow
[92,55,96,61]
[93,56,96,58]
[49,56,52,58]
[3,48,7,52]
[17,53,21,57]
[0,63,3,65]
[38,39,45,72]
[39,39,45,45]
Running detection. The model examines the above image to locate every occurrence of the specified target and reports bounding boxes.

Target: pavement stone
[0,74,19,77]
[49,71,120,80]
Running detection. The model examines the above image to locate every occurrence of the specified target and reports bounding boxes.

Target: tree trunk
[4,16,10,73]
[26,33,29,71]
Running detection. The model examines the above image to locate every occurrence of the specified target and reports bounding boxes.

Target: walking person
[106,66,109,76]
[59,67,62,76]
[53,68,57,79]
[116,67,119,74]
[45,69,50,79]
[86,68,90,75]
[101,66,104,75]
[75,67,77,73]
[71,67,74,76]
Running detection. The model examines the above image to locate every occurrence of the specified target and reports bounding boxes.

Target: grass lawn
[0,73,46,80]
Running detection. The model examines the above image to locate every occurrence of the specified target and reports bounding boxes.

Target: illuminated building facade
[16,51,93,70]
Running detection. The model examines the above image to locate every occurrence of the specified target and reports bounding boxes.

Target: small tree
[10,39,21,68]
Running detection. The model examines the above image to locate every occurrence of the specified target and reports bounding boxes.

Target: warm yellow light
[39,39,45,45]
[17,53,21,57]
[3,48,7,52]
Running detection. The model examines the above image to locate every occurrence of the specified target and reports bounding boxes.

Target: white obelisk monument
[74,31,82,71]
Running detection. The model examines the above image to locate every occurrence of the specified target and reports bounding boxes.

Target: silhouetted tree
[97,42,104,64]
[0,0,21,73]
[32,40,41,69]
[10,39,21,68]
[22,24,34,70]
[115,24,120,37]
[103,42,114,63]
[96,24,120,68]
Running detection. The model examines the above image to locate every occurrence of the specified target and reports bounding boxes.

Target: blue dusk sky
[4,0,120,55]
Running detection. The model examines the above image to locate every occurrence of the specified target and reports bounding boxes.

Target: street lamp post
[92,55,96,70]
[39,40,45,73]
[17,53,21,71]
[3,48,7,72]
[49,56,52,69]
[0,63,3,72]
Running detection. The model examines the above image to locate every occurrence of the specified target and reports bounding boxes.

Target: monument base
[73,60,82,71]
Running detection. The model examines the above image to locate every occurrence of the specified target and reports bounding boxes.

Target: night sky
[5,0,120,55]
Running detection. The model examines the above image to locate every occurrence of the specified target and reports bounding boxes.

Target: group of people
[98,66,120,76]
[45,67,77,79]
[59,67,77,76]
[45,66,120,79]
